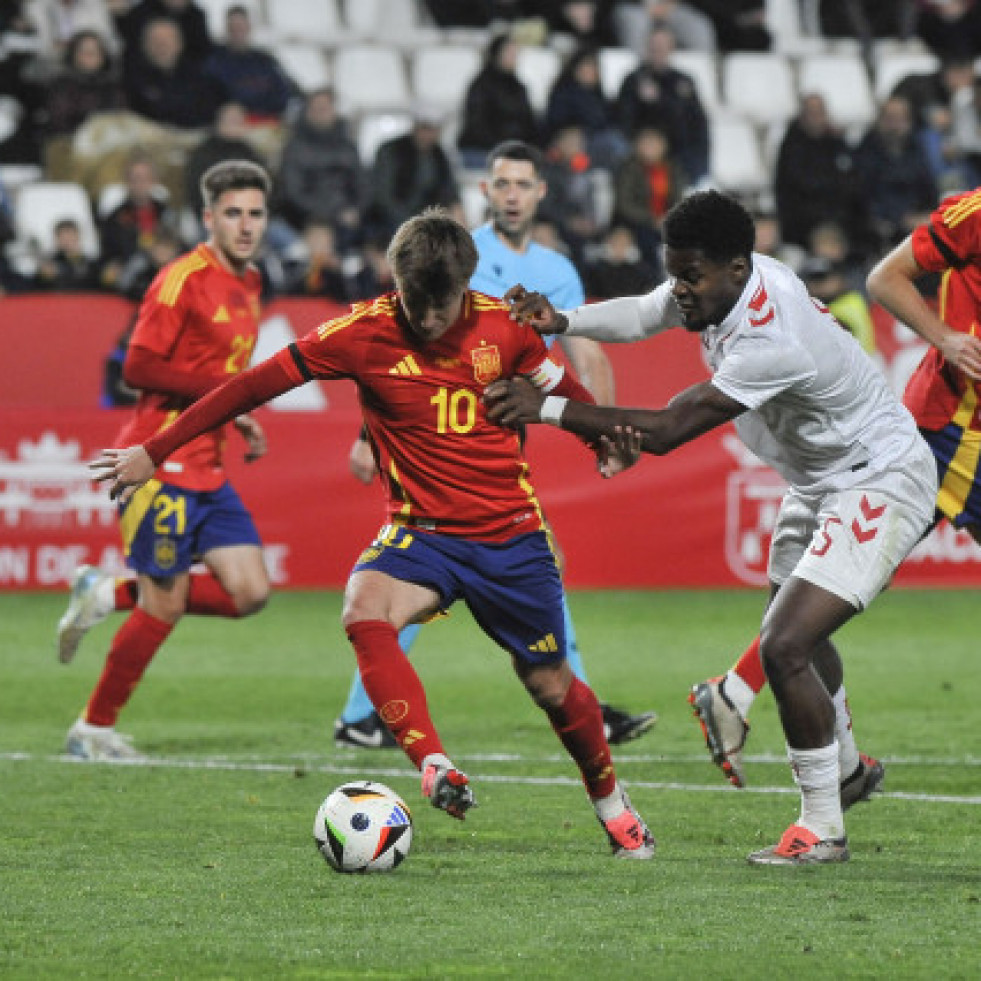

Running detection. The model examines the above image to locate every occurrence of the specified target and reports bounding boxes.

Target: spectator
[774,92,866,250]
[545,44,629,169]
[113,223,182,301]
[110,0,213,74]
[0,1,45,164]
[686,0,770,51]
[99,150,179,289]
[457,33,538,167]
[184,101,265,224]
[27,0,117,71]
[615,23,710,183]
[538,123,605,263]
[808,220,869,295]
[613,125,686,268]
[32,216,100,291]
[799,255,878,356]
[42,29,125,178]
[612,1,717,55]
[275,87,368,246]
[854,95,938,251]
[281,221,375,302]
[354,231,396,298]
[914,1,981,59]
[367,107,462,240]
[584,222,661,298]
[123,16,226,130]
[538,0,619,46]
[201,5,298,125]
[893,50,981,193]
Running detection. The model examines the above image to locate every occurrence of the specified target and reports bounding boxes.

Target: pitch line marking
[2,752,979,806]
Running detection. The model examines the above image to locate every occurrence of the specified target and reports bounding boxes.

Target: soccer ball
[313,781,413,873]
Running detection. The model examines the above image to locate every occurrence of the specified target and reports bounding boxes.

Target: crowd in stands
[1,0,980,330]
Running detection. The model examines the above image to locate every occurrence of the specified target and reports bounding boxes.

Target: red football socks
[545,676,617,800]
[347,619,444,768]
[84,608,173,726]
[733,635,766,693]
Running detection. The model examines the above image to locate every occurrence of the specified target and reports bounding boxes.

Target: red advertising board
[2,295,979,589]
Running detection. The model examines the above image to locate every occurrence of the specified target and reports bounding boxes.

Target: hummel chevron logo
[390,355,421,376]
[851,495,886,543]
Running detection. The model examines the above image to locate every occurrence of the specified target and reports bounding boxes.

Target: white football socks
[787,741,843,839]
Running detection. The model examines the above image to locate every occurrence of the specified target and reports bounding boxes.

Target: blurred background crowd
[1,0,978,330]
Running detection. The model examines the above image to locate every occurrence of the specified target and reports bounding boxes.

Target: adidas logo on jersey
[528,633,559,654]
[212,304,231,323]
[390,355,422,376]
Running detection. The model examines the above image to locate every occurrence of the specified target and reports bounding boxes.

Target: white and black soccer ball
[313,781,413,873]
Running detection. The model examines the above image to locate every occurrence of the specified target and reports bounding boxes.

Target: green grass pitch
[1,589,978,979]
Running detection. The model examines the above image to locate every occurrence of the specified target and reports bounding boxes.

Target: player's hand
[348,434,378,484]
[484,377,546,427]
[234,414,267,462]
[504,285,567,335]
[939,330,981,381]
[597,425,644,478]
[89,446,155,503]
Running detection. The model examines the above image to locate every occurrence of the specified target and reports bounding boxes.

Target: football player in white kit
[487,190,938,865]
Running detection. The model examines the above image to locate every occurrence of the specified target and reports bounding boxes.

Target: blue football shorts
[920,424,981,529]
[119,479,260,577]
[352,524,566,665]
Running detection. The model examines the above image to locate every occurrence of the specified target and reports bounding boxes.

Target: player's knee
[759,623,809,688]
[234,581,270,617]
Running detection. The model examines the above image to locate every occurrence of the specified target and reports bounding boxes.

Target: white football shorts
[768,440,938,610]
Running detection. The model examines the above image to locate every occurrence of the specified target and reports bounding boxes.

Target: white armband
[539,396,568,426]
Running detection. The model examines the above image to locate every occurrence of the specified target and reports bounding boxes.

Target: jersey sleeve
[128,269,192,358]
[281,309,364,382]
[911,194,981,273]
[711,329,815,410]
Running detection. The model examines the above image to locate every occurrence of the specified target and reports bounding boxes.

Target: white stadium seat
[265,0,345,47]
[411,45,482,114]
[358,111,414,166]
[14,182,100,259]
[272,43,331,93]
[598,47,638,101]
[710,117,768,196]
[797,53,875,131]
[874,51,940,103]
[671,50,721,116]
[333,46,411,114]
[515,46,563,116]
[722,52,797,127]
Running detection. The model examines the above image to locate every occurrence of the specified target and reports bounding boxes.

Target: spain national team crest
[471,344,502,385]
[154,537,178,570]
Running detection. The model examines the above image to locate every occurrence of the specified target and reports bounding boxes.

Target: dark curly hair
[663,190,755,263]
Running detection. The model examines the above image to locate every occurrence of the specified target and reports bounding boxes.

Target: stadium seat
[265,0,345,46]
[709,117,769,197]
[873,50,940,103]
[14,182,100,258]
[722,52,797,127]
[410,45,482,114]
[671,50,721,117]
[797,53,875,131]
[344,0,439,47]
[598,47,639,101]
[357,111,414,167]
[333,46,411,114]
[271,43,331,93]
[764,0,825,55]
[515,46,563,116]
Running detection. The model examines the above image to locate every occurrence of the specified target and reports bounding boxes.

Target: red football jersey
[279,291,559,542]
[116,243,262,491]
[906,189,981,432]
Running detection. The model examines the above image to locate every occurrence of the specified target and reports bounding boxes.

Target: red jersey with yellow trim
[115,243,262,491]
[907,189,981,432]
[280,290,557,542]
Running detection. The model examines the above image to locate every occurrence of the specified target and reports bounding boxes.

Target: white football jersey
[565,253,925,495]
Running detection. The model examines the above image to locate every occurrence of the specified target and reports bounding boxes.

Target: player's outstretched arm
[868,235,981,381]
[505,284,568,334]
[485,377,746,454]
